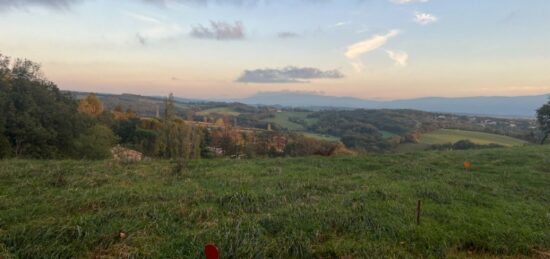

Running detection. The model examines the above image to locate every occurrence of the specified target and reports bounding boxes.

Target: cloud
[236,66,344,83]
[345,30,399,59]
[136,24,183,44]
[414,12,438,25]
[390,0,429,4]
[127,12,184,45]
[345,30,405,72]
[277,32,299,39]
[190,21,244,40]
[0,0,82,10]
[329,21,352,28]
[0,0,332,11]
[385,50,408,66]
[125,12,163,24]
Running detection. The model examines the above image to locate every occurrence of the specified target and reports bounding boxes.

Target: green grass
[263,112,338,141]
[262,112,317,131]
[196,107,241,116]
[419,129,528,147]
[299,132,341,142]
[380,130,398,139]
[1,146,550,258]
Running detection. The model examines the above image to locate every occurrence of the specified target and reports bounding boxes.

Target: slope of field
[262,111,315,131]
[262,112,339,141]
[1,146,550,258]
[420,129,528,147]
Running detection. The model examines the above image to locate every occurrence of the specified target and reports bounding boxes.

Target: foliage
[430,139,504,151]
[72,125,117,159]
[0,54,91,158]
[1,145,549,258]
[78,93,104,116]
[537,98,550,144]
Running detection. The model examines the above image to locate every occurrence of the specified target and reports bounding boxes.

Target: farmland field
[262,112,317,131]
[196,107,241,116]
[1,146,550,258]
[419,129,528,147]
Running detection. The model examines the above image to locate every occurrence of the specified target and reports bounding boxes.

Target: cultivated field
[419,129,528,147]
[1,146,550,258]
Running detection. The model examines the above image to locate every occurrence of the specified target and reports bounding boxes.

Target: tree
[537,98,550,144]
[78,93,104,116]
[161,93,176,158]
[0,54,91,158]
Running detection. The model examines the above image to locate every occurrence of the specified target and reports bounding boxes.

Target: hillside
[1,146,550,258]
[419,129,528,147]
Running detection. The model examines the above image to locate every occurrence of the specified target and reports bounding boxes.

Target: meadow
[419,129,528,147]
[1,146,550,258]
[196,107,241,117]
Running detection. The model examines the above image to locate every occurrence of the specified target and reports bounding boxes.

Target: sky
[0,0,549,100]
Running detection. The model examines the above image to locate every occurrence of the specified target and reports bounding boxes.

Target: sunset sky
[1,0,549,100]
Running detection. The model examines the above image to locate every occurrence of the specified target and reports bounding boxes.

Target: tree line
[0,54,347,159]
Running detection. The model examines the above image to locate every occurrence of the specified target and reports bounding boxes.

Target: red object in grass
[204,244,219,259]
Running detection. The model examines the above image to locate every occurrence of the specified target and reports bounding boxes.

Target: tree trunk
[541,133,549,145]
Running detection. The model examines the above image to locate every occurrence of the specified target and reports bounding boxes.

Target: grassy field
[1,146,550,258]
[262,112,340,142]
[419,129,528,147]
[196,107,241,116]
[262,112,317,131]
[299,132,341,142]
[380,130,398,139]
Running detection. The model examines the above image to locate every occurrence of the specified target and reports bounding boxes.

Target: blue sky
[0,0,549,100]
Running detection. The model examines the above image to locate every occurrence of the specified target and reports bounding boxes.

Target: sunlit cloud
[345,30,399,59]
[414,12,438,25]
[385,50,408,66]
[345,30,401,71]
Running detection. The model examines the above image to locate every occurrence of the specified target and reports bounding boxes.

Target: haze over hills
[236,91,550,118]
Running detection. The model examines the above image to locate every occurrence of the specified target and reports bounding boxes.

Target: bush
[72,125,117,159]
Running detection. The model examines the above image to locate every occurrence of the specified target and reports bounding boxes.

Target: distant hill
[238,91,549,118]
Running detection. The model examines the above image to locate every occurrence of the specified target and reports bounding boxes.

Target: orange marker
[463,161,471,170]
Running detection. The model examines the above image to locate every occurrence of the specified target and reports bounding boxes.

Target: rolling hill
[238,91,549,118]
[419,129,528,147]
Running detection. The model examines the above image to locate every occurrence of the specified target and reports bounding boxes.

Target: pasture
[1,146,549,258]
[419,129,528,147]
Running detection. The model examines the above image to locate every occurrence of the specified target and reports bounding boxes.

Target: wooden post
[416,200,421,225]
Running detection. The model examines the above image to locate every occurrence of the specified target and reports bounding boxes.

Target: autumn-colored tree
[215,118,225,127]
[78,93,104,116]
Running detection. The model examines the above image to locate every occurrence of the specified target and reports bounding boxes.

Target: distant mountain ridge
[237,91,549,118]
